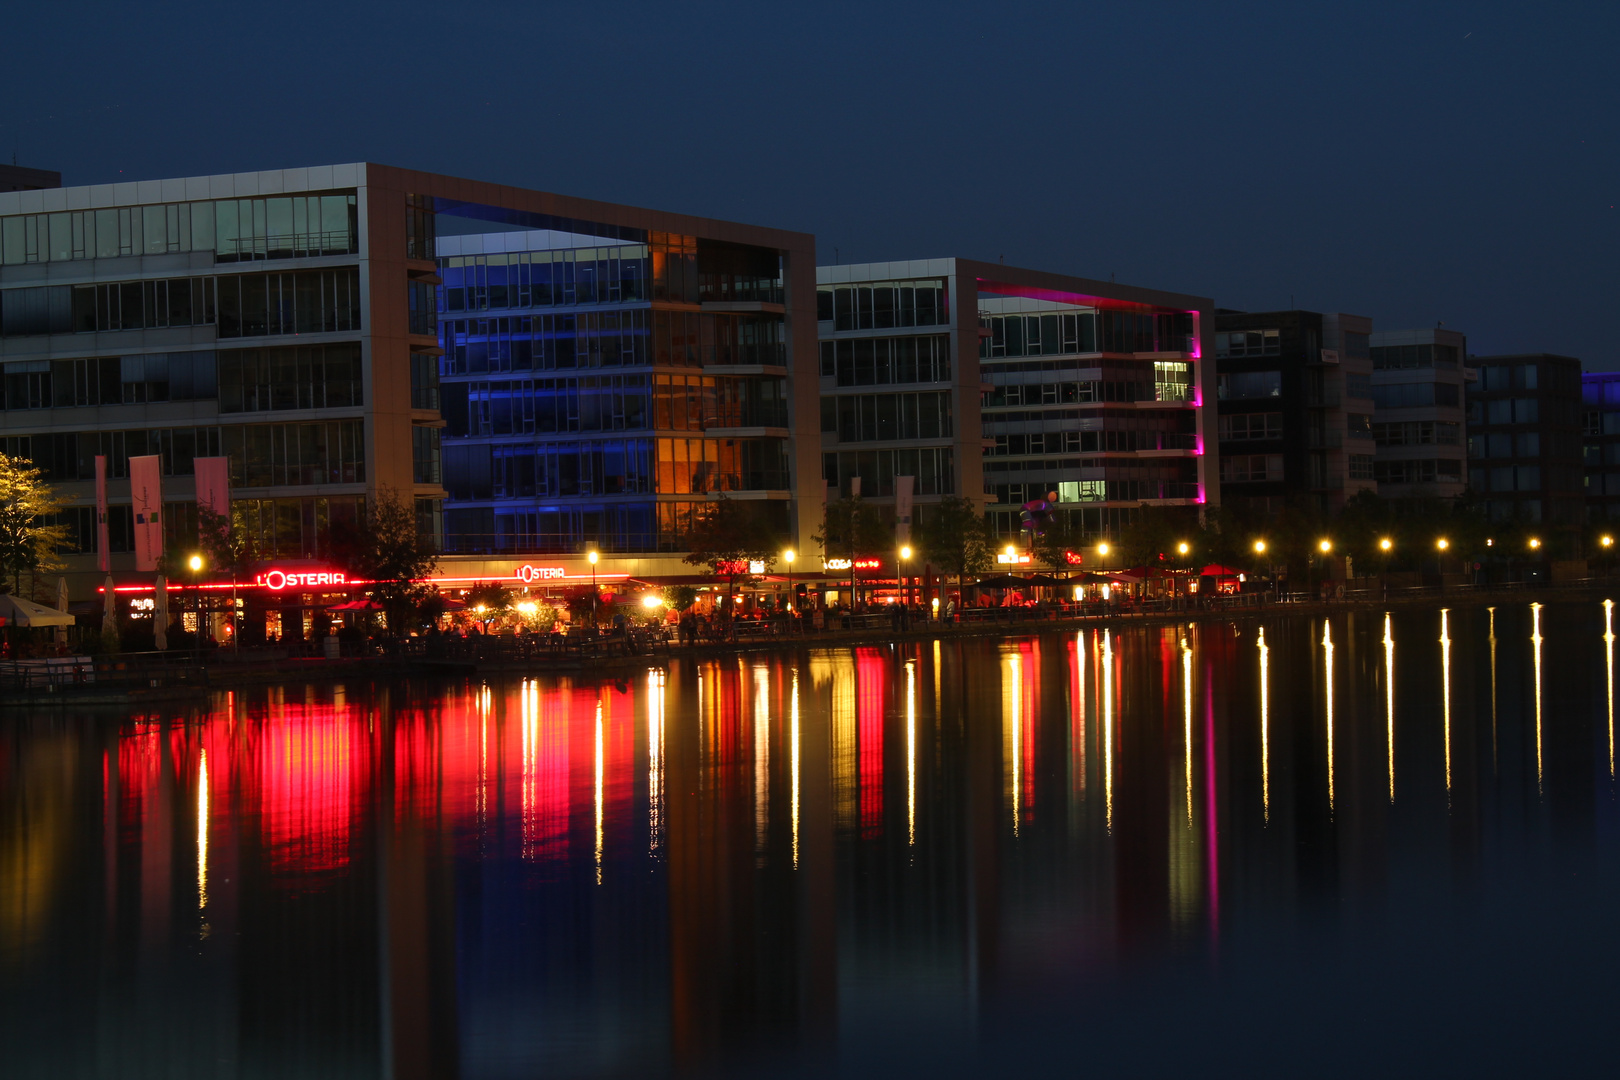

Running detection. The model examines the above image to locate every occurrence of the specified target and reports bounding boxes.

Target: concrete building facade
[1213,309,1376,518]
[1465,353,1584,545]
[1368,327,1470,503]
[817,258,1214,545]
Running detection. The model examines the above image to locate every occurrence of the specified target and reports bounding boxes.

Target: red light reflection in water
[856,649,887,838]
[251,704,360,877]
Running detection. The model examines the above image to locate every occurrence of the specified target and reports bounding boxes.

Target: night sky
[7,1,1617,365]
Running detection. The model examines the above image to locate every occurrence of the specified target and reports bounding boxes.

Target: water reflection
[4,604,1620,1076]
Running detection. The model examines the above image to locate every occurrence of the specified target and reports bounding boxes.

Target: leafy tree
[816,495,894,603]
[0,454,69,600]
[326,487,440,636]
[683,495,782,604]
[914,495,993,600]
[466,582,513,628]
[1030,511,1086,570]
[1116,506,1200,569]
[662,584,699,612]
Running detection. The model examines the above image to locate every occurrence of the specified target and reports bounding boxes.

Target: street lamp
[1253,539,1273,600]
[1602,535,1615,579]
[1318,539,1332,554]
[784,549,796,618]
[1097,542,1111,557]
[1436,538,1449,551]
[899,544,914,625]
[1380,537,1393,552]
[188,553,204,661]
[1528,537,1541,550]
[587,549,599,626]
[1177,541,1190,555]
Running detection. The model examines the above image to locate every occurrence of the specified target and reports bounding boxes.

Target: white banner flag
[129,455,163,572]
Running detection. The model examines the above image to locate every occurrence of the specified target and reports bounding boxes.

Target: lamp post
[1254,539,1274,601]
[900,544,914,625]
[587,549,599,627]
[1379,537,1393,599]
[188,553,204,663]
[784,549,796,630]
[1176,541,1190,603]
[1435,537,1449,593]
[1602,534,1614,580]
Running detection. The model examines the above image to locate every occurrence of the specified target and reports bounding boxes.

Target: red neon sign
[514,564,566,583]
[853,557,882,570]
[1062,550,1085,565]
[257,569,347,591]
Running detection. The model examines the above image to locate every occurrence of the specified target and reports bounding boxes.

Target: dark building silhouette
[1465,353,1584,551]
[0,164,59,192]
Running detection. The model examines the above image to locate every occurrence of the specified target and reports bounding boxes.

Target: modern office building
[1581,371,1620,522]
[1212,309,1376,517]
[816,258,1214,544]
[1465,353,1584,539]
[0,163,821,610]
[1368,327,1469,503]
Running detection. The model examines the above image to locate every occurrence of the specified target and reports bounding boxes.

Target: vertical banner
[194,456,231,521]
[129,455,163,572]
[894,475,915,542]
[95,455,110,573]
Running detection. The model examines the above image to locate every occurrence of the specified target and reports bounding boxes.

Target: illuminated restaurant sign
[996,552,1033,565]
[256,568,347,590]
[514,563,566,583]
[715,559,769,575]
[824,557,882,571]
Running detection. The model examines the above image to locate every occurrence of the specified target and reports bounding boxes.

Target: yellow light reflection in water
[648,669,665,856]
[1104,630,1114,832]
[196,749,208,913]
[1259,627,1270,823]
[1384,614,1395,803]
[1323,620,1335,813]
[1606,600,1615,779]
[1441,609,1452,799]
[1183,641,1194,825]
[1005,652,1022,837]
[1532,602,1544,793]
[791,669,801,869]
[521,679,539,861]
[754,665,771,857]
[594,699,604,884]
[906,660,917,847]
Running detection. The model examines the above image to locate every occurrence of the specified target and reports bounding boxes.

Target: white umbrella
[153,576,169,651]
[102,574,118,636]
[0,595,75,627]
[55,577,70,646]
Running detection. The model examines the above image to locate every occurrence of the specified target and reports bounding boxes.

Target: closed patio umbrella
[55,577,70,645]
[153,576,169,651]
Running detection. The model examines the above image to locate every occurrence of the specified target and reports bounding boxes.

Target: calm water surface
[4,602,1620,1077]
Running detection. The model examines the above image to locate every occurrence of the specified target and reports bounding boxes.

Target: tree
[1030,511,1087,571]
[466,582,513,629]
[326,487,440,636]
[816,495,893,604]
[0,454,69,600]
[683,496,782,604]
[662,584,699,612]
[914,495,993,602]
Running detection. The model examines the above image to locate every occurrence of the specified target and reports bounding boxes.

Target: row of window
[984,310,1195,358]
[218,343,362,413]
[1,352,218,410]
[1469,432,1541,459]
[988,430,1198,456]
[441,310,785,374]
[988,476,1201,504]
[820,448,956,497]
[1219,412,1283,441]
[1474,363,1538,392]
[1370,381,1460,409]
[440,499,792,556]
[440,373,790,438]
[441,245,650,309]
[1371,343,1460,370]
[2,427,222,481]
[222,420,366,488]
[445,436,789,500]
[1217,371,1281,399]
[1468,465,1541,492]
[987,377,1192,407]
[1585,410,1620,435]
[821,391,954,443]
[1584,443,1620,467]
[817,334,951,386]
[1221,454,1284,483]
[1215,329,1278,358]
[1470,397,1541,425]
[1372,420,1461,446]
[818,280,948,331]
[0,194,357,266]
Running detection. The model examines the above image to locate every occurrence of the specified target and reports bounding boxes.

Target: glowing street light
[587,549,599,625]
[641,594,663,609]
[1098,542,1111,557]
[1603,536,1615,549]
[1529,537,1542,550]
[1177,541,1190,556]
[1436,537,1450,551]
[1380,537,1393,552]
[1318,539,1333,554]
[784,549,796,616]
[1253,540,1267,554]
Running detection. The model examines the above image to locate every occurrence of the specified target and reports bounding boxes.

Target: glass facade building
[817,259,1213,544]
[0,164,821,601]
[1368,327,1470,503]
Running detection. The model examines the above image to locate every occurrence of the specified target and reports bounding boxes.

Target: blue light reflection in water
[3,602,1620,1076]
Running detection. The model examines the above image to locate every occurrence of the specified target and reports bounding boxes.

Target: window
[412,426,441,484]
[1347,413,1372,436]
[1219,454,1283,483]
[981,312,1097,358]
[1218,412,1283,441]
[1216,371,1282,399]
[834,391,954,442]
[221,420,366,487]
[1516,432,1540,457]
[1344,332,1370,359]
[1348,454,1375,480]
[0,194,357,266]
[819,335,952,386]
[1346,373,1373,400]
[1372,420,1462,446]
[1215,329,1279,358]
[1371,382,1460,409]
[217,344,361,412]
[1375,459,1463,484]
[824,447,956,496]
[821,279,948,332]
[215,269,360,338]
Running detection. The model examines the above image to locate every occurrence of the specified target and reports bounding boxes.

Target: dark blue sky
[7,1,1617,365]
